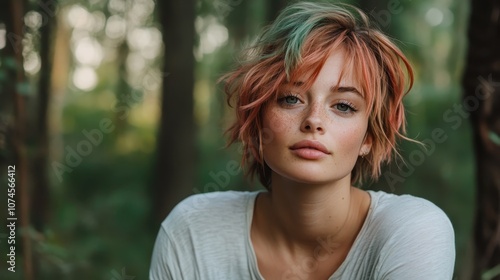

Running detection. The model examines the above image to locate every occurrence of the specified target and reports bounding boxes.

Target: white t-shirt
[149,190,455,279]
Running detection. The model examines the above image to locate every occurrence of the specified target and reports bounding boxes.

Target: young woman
[150,2,455,279]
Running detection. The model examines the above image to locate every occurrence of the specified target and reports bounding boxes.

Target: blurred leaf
[2,57,18,70]
[482,265,500,280]
[489,130,500,145]
[16,81,32,96]
[0,69,7,82]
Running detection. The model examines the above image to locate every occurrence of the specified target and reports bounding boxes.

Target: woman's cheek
[261,127,275,145]
[264,109,289,136]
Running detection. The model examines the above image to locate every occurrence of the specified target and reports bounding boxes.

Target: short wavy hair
[221,2,414,189]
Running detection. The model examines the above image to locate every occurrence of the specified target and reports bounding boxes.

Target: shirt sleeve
[149,226,175,280]
[374,198,456,280]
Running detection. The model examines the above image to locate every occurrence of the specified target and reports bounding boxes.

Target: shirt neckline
[245,191,266,279]
[244,190,380,280]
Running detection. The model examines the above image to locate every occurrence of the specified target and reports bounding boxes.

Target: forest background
[0,0,498,279]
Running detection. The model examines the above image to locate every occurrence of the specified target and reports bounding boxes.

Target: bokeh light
[0,24,5,49]
[105,15,127,40]
[23,52,41,75]
[74,36,103,66]
[72,66,98,91]
[426,7,444,26]
[195,15,228,59]
[24,11,43,30]
[66,5,91,29]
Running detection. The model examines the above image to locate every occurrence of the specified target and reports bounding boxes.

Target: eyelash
[277,93,358,114]
[334,100,358,114]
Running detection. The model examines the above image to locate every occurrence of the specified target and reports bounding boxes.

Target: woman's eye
[284,96,299,104]
[334,102,357,113]
[336,103,351,111]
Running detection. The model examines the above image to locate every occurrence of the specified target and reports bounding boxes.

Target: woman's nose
[300,104,325,134]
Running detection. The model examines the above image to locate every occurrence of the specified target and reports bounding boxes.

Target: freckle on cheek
[267,112,288,133]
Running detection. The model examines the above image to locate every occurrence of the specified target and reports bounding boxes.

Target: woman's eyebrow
[291,81,304,87]
[330,86,362,96]
[284,82,362,97]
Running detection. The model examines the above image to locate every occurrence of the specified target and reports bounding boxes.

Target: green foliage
[46,100,154,279]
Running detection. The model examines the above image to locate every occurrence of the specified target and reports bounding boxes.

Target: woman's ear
[359,132,372,157]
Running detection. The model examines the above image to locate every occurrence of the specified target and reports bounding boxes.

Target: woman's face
[262,50,371,185]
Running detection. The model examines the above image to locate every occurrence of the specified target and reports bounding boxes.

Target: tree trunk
[462,0,500,278]
[114,40,132,134]
[32,0,56,233]
[113,1,132,135]
[152,0,196,224]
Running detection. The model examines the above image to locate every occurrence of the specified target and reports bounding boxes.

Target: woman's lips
[289,140,330,160]
[290,148,329,160]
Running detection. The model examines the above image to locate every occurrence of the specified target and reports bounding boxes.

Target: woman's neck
[255,173,370,258]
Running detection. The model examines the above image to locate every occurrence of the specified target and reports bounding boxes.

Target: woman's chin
[274,169,349,186]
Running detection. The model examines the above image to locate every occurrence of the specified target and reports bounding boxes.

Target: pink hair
[220,2,414,188]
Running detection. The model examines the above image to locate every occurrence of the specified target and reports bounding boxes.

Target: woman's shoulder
[356,191,456,278]
[151,191,262,279]
[161,190,260,234]
[173,190,260,215]
[364,190,455,261]
[368,190,452,228]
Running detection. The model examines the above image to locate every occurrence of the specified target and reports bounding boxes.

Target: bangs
[288,27,381,118]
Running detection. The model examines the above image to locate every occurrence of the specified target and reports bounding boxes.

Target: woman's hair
[220,1,414,189]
